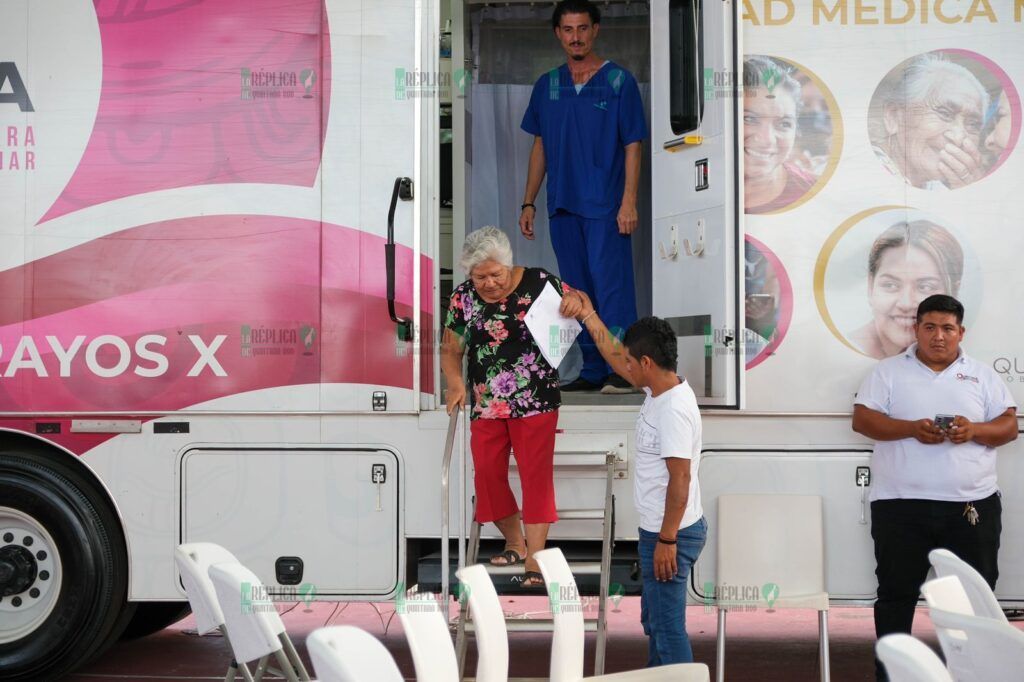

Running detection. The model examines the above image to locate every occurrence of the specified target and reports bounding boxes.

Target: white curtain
[468,3,653,322]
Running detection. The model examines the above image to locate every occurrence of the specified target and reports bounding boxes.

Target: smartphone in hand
[934,414,955,431]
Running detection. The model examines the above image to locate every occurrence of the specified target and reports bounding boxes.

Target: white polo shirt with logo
[855,344,1016,502]
[634,379,703,533]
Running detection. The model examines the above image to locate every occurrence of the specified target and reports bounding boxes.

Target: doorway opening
[440,1,654,406]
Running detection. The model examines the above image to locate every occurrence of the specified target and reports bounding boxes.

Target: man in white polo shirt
[567,289,705,666]
[852,294,1017,681]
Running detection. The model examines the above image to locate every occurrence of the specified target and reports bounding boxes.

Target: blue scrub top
[521,61,648,220]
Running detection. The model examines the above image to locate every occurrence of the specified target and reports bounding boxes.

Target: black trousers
[871,492,1001,681]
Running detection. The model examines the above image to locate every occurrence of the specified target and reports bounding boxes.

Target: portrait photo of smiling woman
[815,207,982,363]
[869,50,1020,190]
[743,55,840,215]
[848,221,964,360]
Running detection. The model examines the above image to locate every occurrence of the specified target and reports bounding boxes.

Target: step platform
[416,541,642,597]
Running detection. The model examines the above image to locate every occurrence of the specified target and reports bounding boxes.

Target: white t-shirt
[855,345,1017,502]
[634,379,703,533]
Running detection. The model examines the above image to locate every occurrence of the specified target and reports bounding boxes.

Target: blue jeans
[638,518,707,667]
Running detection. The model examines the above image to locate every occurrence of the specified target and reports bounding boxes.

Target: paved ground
[65,597,1020,681]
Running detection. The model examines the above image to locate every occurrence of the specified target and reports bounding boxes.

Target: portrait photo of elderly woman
[441,226,585,586]
[744,55,837,215]
[869,50,1019,190]
[848,220,964,359]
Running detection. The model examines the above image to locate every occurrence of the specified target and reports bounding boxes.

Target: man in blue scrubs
[519,0,647,393]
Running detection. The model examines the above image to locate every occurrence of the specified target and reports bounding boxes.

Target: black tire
[119,602,191,640]
[0,448,130,681]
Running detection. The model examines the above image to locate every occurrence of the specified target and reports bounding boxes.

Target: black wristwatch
[657,536,677,545]
[521,202,536,212]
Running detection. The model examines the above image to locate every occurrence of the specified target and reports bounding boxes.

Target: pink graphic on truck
[42,0,331,222]
[0,216,433,414]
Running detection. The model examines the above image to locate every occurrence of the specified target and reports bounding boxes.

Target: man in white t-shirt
[567,289,705,666]
[852,294,1017,682]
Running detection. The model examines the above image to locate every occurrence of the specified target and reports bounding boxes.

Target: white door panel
[650,0,741,406]
[182,448,400,596]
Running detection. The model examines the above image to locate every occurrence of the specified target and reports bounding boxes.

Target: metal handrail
[440,408,462,608]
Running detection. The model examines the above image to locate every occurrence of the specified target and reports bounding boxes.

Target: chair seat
[719,591,829,611]
[588,663,710,682]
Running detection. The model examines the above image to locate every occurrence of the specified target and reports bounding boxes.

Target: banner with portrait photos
[737,1,1023,411]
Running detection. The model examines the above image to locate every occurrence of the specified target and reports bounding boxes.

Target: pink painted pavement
[67,597,1024,681]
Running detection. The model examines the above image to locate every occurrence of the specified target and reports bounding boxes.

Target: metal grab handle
[386,176,414,341]
[440,408,461,608]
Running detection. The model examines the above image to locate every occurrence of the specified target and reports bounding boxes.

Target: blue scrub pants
[638,519,707,666]
[549,211,637,384]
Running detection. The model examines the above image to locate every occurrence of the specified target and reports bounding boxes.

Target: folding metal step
[416,545,640,596]
[455,454,617,679]
[438,410,620,680]
[557,508,606,521]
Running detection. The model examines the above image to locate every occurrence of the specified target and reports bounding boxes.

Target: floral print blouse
[445,267,565,420]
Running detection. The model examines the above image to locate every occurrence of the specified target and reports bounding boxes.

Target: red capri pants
[470,410,559,524]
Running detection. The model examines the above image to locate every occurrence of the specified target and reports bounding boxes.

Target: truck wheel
[119,602,191,640]
[0,449,130,681]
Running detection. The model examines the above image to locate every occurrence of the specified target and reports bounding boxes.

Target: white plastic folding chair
[920,572,975,675]
[307,626,404,682]
[533,547,711,682]
[922,575,1024,682]
[876,634,953,682]
[455,563,509,682]
[208,562,312,682]
[175,542,247,681]
[715,494,830,682]
[397,591,459,682]
[928,549,1007,623]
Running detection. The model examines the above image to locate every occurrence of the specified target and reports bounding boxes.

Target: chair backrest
[208,561,287,664]
[397,594,459,682]
[928,549,1007,623]
[921,575,974,675]
[533,548,585,682]
[876,634,953,682]
[455,564,509,682]
[174,542,240,634]
[925,602,1024,682]
[717,495,825,604]
[921,576,975,616]
[307,626,404,682]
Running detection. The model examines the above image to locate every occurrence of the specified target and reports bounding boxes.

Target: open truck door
[650,0,742,407]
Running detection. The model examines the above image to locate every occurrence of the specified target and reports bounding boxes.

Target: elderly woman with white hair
[873,52,989,190]
[442,226,585,586]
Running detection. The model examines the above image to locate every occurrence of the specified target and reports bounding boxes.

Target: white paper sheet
[525,282,583,369]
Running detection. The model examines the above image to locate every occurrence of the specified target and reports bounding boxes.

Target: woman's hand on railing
[446,383,467,415]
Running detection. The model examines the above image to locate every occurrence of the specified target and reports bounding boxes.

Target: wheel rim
[0,506,63,644]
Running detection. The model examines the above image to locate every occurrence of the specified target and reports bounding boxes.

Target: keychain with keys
[963,502,979,526]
